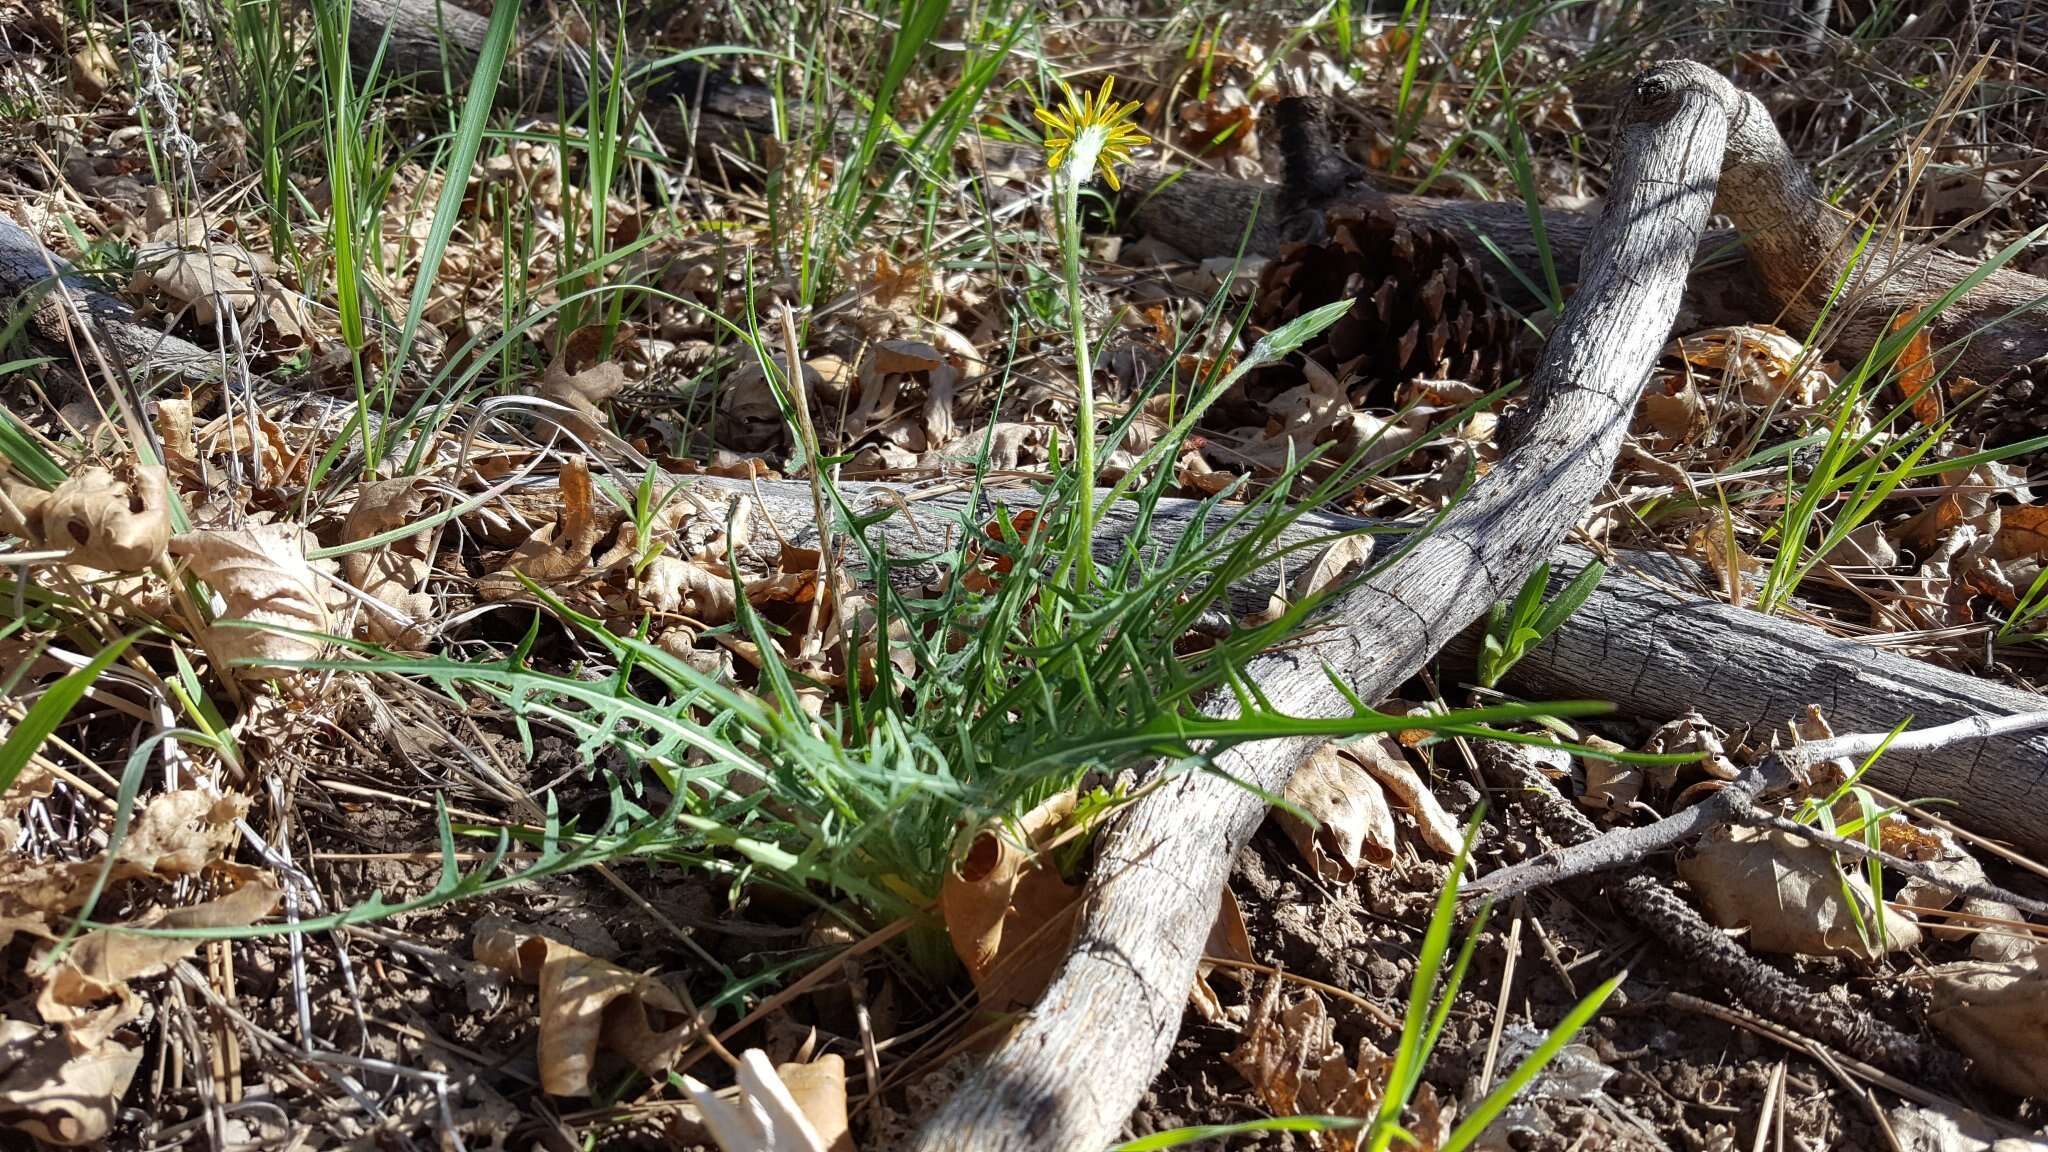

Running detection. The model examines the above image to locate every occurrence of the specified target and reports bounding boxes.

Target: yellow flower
[1034,76,1150,191]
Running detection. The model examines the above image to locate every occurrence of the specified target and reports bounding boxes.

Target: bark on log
[0,217,219,384]
[902,60,1739,1152]
[1715,86,2048,382]
[346,0,787,166]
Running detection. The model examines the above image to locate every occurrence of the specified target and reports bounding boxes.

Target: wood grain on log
[901,60,1739,1151]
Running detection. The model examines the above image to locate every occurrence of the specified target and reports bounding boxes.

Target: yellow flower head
[1034,76,1150,191]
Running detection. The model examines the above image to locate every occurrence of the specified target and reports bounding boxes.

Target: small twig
[1474,741,1936,1077]
[1468,711,2048,901]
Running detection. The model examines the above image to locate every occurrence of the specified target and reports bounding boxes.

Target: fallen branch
[903,60,1739,1151]
[0,217,219,385]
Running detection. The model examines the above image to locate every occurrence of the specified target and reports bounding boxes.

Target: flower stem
[1060,164,1096,590]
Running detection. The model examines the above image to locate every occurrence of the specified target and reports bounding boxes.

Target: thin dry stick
[1739,808,2048,919]
[1469,711,2048,902]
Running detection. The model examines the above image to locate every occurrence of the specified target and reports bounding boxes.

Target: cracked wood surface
[902,59,1740,1152]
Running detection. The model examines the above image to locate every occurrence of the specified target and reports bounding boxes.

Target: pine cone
[1251,205,1515,400]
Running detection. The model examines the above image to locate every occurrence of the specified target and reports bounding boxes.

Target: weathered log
[903,60,1739,1151]
[1715,85,2048,382]
[1469,546,2048,852]
[0,217,218,385]
[345,0,789,166]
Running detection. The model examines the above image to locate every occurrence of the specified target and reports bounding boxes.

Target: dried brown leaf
[539,354,627,445]
[39,865,281,1035]
[171,522,336,677]
[1923,960,2048,1097]
[340,477,434,646]
[1191,887,1254,1024]
[4,465,170,572]
[127,243,254,325]
[1278,743,1396,882]
[479,455,617,597]
[474,921,699,1096]
[939,793,1081,1014]
[1346,735,1462,856]
[1678,825,1921,958]
[0,1020,141,1146]
[1290,536,1375,603]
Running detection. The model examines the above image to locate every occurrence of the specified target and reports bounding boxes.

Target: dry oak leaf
[539,354,627,446]
[339,477,435,646]
[38,864,282,1037]
[1922,960,2048,1098]
[474,921,699,1097]
[1279,743,1396,883]
[1,465,170,572]
[1677,824,1921,959]
[939,791,1081,1015]
[171,522,337,677]
[0,1019,141,1146]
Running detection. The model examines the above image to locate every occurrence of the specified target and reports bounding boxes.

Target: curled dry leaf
[153,398,198,476]
[474,920,699,1096]
[1290,535,1375,602]
[116,789,247,877]
[1191,887,1254,1024]
[340,477,435,647]
[539,353,627,446]
[1346,734,1463,857]
[1278,743,1396,883]
[172,522,336,678]
[1668,325,1831,407]
[0,1019,141,1146]
[1922,961,2048,1098]
[1677,825,1921,959]
[479,455,613,596]
[1576,734,1640,814]
[939,792,1081,1015]
[1,465,170,572]
[128,236,254,326]
[39,864,282,1038]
